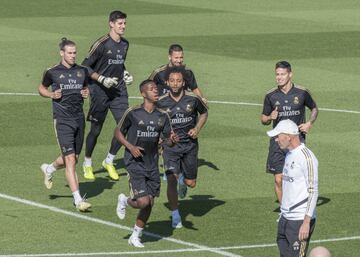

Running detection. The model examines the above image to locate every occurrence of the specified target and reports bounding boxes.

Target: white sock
[83,157,92,167]
[46,163,56,175]
[72,190,82,205]
[132,225,143,238]
[172,209,180,218]
[105,153,115,164]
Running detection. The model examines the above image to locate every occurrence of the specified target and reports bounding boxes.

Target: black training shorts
[54,115,85,156]
[163,141,198,180]
[127,168,161,200]
[87,83,128,124]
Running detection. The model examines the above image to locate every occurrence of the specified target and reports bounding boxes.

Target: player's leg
[61,119,91,211]
[117,169,156,247]
[179,141,199,198]
[40,119,67,189]
[266,138,286,205]
[83,89,110,180]
[276,216,288,257]
[102,98,129,180]
[163,145,183,228]
[284,218,316,257]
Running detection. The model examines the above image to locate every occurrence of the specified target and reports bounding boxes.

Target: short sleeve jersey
[82,34,129,91]
[262,84,317,128]
[157,91,208,143]
[42,63,88,119]
[148,64,198,96]
[117,105,172,171]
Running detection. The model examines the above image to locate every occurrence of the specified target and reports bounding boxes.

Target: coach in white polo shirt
[267,119,319,257]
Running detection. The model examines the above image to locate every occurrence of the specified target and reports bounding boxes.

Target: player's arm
[188,99,208,139]
[299,90,319,133]
[80,69,90,99]
[298,154,318,241]
[38,70,61,99]
[161,113,179,147]
[114,110,144,157]
[82,41,118,88]
[261,95,278,125]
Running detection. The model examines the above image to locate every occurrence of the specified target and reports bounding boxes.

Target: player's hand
[298,222,310,241]
[97,75,119,88]
[170,131,180,143]
[128,145,144,158]
[81,87,89,99]
[270,106,279,120]
[51,89,62,99]
[123,70,133,86]
[298,121,312,134]
[188,127,199,139]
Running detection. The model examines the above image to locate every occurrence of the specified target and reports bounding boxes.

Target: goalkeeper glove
[97,75,119,88]
[123,70,133,86]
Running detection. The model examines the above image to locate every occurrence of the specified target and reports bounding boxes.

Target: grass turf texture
[1,0,360,256]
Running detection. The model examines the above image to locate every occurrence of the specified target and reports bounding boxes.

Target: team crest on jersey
[107,50,112,54]
[138,120,145,125]
[293,96,299,104]
[290,161,295,169]
[59,74,65,79]
[77,71,82,78]
[186,104,193,112]
[157,118,164,126]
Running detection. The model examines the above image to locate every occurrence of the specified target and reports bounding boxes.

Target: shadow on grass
[132,195,225,242]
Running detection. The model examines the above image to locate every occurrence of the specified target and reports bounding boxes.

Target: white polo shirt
[281,143,319,220]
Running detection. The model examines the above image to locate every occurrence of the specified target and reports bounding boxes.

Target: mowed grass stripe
[0,193,243,257]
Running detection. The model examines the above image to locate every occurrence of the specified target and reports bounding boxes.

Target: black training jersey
[118,105,172,171]
[148,64,198,96]
[262,84,317,128]
[82,34,129,92]
[42,63,88,119]
[157,91,208,143]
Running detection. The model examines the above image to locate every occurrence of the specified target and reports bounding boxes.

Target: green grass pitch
[1,0,360,256]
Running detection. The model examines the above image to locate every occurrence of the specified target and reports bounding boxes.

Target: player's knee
[166,173,177,184]
[137,197,151,209]
[64,154,76,165]
[185,179,196,188]
[274,175,282,187]
[89,123,103,137]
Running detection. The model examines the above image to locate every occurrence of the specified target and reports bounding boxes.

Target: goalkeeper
[81,10,133,181]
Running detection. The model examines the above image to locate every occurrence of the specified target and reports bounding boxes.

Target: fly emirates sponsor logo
[278,106,300,117]
[171,113,192,124]
[137,125,158,138]
[60,79,83,90]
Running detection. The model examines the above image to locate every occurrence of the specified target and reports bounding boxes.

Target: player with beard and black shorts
[38,38,91,212]
[157,66,208,229]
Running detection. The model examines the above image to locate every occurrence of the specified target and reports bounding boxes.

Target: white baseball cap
[267,119,299,137]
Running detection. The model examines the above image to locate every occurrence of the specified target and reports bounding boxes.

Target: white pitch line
[0,193,242,257]
[2,236,360,257]
[0,92,359,114]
